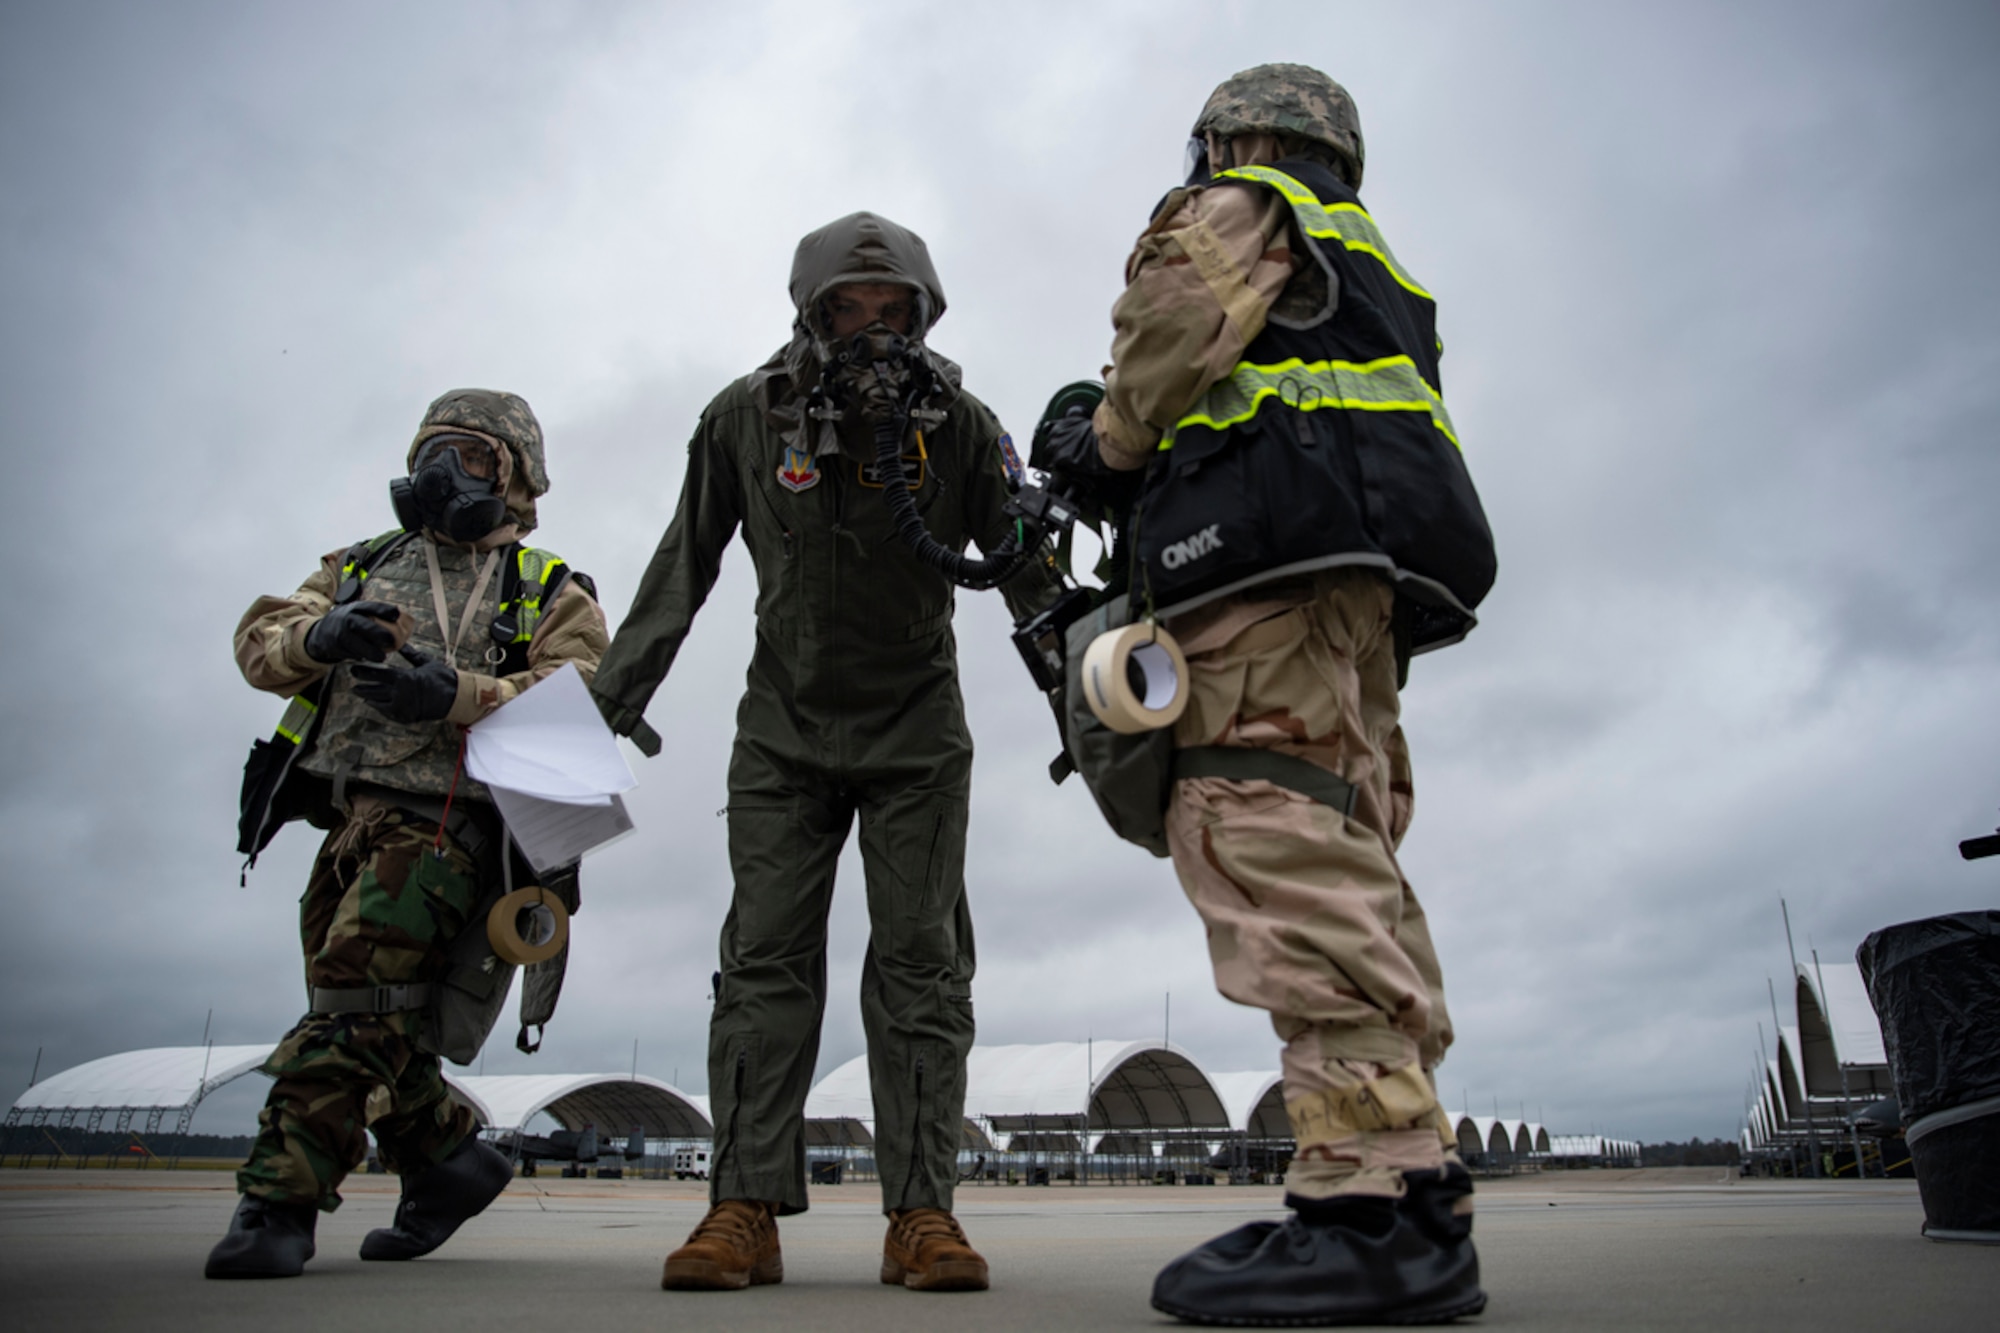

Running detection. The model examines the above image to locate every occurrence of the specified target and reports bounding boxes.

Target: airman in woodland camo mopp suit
[208,389,607,1278]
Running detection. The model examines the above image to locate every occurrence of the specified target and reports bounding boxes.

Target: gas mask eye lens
[1184,135,1211,185]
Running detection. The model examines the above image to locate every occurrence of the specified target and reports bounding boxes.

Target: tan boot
[881,1207,989,1292]
[661,1199,782,1290]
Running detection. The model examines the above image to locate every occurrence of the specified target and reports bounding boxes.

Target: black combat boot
[204,1195,319,1278]
[1150,1163,1486,1326]
[359,1137,514,1261]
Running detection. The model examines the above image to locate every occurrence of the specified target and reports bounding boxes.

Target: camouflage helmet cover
[1194,63,1365,189]
[411,388,549,497]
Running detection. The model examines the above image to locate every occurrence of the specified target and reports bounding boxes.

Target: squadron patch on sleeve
[997,431,1025,490]
[777,445,820,493]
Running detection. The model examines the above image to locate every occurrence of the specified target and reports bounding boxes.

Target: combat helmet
[1193,63,1365,189]
[411,388,549,498]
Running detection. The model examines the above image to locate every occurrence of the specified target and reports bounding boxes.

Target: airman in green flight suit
[591,211,1055,1293]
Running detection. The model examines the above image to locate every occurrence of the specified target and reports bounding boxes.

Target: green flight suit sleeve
[954,393,1062,624]
[591,400,745,742]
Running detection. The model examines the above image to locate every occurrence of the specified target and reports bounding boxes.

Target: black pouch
[414,817,515,1067]
[236,739,289,858]
[419,905,517,1067]
[1062,594,1175,858]
[237,739,336,860]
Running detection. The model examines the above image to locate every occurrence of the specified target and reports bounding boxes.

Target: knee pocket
[867,796,968,963]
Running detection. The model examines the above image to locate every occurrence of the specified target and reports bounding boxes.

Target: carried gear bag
[1062,594,1175,858]
[1060,593,1364,859]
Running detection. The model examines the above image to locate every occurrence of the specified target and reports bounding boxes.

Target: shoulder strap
[490,544,583,675]
[334,529,418,605]
[270,529,418,761]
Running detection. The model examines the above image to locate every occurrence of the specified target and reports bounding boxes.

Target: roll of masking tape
[1081,621,1190,734]
[488,886,569,965]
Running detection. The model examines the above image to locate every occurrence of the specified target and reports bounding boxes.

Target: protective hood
[407,388,545,537]
[751,212,960,447]
[788,210,947,334]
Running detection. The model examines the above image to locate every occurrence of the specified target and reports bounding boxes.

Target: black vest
[1131,160,1496,652]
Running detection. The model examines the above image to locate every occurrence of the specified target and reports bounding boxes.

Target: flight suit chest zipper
[828,475,845,763]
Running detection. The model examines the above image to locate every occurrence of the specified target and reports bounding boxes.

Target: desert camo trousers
[1165,568,1454,1201]
[237,803,481,1211]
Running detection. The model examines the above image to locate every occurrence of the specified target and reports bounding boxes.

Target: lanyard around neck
[423,538,502,668]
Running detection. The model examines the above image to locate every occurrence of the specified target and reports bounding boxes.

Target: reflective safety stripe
[1164,354,1459,451]
[499,547,567,643]
[339,529,410,589]
[1213,164,1433,303]
[1161,166,1456,454]
[274,694,318,745]
[340,551,378,585]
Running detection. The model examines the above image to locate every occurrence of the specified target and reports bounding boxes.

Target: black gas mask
[821,322,923,423]
[390,435,507,542]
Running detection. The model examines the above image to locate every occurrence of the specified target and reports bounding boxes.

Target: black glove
[303,600,403,665]
[351,646,459,724]
[1038,407,1142,513]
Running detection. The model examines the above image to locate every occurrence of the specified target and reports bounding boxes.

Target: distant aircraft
[1851,1097,1903,1138]
[501,1123,646,1177]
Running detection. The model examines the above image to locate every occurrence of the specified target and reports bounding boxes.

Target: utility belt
[340,783,498,865]
[1059,595,1358,856]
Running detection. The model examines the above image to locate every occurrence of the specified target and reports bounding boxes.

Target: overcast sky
[4,0,1997,1143]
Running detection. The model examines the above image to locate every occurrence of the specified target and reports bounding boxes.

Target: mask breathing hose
[856,346,1036,591]
[872,407,1032,590]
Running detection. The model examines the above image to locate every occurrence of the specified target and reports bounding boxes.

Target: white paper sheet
[465,663,640,870]
[466,663,636,801]
[490,786,635,873]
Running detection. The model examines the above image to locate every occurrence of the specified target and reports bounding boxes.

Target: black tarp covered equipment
[1858,910,2000,1243]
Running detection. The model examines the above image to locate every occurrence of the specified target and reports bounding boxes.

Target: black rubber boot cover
[1151,1177,1485,1326]
[204,1195,319,1279]
[359,1137,513,1261]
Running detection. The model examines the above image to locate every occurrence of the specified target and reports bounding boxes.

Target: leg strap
[310,983,435,1015]
[1173,746,1357,816]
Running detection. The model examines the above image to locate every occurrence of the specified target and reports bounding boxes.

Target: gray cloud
[4,0,1998,1144]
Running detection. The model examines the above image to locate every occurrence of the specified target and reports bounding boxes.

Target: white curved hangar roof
[1545,1134,1639,1161]
[450,1074,711,1138]
[1795,960,1886,1067]
[1448,1115,1549,1157]
[1793,960,1892,1103]
[1207,1070,1286,1137]
[9,1045,275,1115]
[807,1041,1231,1133]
